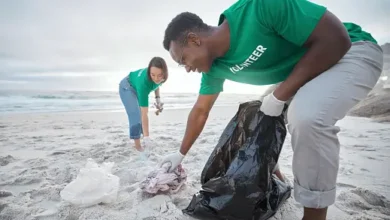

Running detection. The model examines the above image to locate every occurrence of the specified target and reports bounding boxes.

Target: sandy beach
[1,106,390,220]
[1,1,389,219]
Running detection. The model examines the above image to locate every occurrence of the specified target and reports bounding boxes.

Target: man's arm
[274,10,351,101]
[179,93,219,155]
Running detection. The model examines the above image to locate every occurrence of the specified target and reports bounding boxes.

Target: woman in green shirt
[119,57,168,152]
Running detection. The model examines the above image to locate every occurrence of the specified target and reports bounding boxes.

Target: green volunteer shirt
[199,0,378,95]
[128,68,160,107]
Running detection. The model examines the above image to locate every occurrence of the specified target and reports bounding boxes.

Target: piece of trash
[60,158,120,207]
[140,163,187,194]
[0,190,13,197]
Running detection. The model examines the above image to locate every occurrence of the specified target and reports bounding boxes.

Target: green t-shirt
[128,68,160,107]
[199,0,378,95]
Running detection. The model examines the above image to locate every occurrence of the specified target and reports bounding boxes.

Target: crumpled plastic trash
[182,100,292,220]
[60,158,120,207]
[139,163,187,194]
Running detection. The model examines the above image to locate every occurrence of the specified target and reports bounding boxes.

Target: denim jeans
[119,77,142,139]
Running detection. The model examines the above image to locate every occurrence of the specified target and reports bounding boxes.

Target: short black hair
[163,12,209,51]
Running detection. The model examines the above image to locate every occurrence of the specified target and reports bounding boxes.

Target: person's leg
[286,41,383,220]
[119,78,143,151]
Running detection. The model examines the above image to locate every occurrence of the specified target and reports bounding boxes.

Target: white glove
[154,98,164,110]
[142,136,153,150]
[259,92,285,116]
[154,98,164,115]
[159,151,185,173]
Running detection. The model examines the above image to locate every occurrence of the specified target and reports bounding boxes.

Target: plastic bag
[60,158,120,207]
[139,163,187,194]
[182,100,292,220]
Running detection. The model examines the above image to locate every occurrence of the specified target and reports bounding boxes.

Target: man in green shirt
[159,0,384,219]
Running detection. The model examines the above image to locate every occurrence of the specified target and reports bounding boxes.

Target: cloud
[1,0,389,92]
[312,0,390,43]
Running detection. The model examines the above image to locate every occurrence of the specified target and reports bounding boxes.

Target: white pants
[260,41,384,209]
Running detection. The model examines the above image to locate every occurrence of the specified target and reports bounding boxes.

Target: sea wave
[31,94,115,100]
[0,90,256,114]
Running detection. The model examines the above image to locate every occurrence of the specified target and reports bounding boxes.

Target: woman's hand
[154,97,164,115]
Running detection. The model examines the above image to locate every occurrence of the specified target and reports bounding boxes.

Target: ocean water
[0,90,259,114]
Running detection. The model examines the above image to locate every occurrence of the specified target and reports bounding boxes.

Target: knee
[287,104,319,132]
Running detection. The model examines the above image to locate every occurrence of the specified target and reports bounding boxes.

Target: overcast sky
[1,0,389,93]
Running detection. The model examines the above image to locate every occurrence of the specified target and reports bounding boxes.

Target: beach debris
[60,158,120,207]
[0,191,12,198]
[0,203,8,213]
[50,151,66,156]
[139,163,187,194]
[0,155,15,166]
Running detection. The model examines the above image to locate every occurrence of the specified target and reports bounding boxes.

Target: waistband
[120,76,134,88]
[352,40,382,52]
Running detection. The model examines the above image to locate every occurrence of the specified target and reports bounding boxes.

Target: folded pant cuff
[130,135,141,139]
[294,181,336,209]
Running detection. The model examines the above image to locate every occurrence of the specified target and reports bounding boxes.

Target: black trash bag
[182,100,292,220]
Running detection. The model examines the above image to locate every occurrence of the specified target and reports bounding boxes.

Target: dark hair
[163,12,209,51]
[147,56,168,83]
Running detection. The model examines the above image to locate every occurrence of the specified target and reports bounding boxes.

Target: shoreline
[2,105,388,126]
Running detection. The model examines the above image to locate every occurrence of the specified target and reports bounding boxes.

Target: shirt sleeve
[258,0,327,46]
[137,88,149,107]
[199,73,225,95]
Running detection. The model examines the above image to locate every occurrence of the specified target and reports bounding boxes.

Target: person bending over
[159,0,383,219]
[119,56,168,152]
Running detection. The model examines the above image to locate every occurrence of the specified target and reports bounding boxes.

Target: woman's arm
[154,87,164,115]
[154,88,160,99]
[141,107,149,137]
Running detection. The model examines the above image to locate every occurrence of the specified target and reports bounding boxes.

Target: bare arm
[274,10,351,101]
[141,107,149,137]
[179,93,219,155]
[154,87,160,98]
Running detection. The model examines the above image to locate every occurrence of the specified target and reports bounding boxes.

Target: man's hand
[159,151,185,172]
[260,92,285,116]
[158,94,219,172]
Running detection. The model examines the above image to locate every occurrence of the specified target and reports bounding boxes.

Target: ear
[187,32,201,46]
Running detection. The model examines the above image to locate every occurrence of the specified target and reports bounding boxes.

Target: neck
[206,20,231,60]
